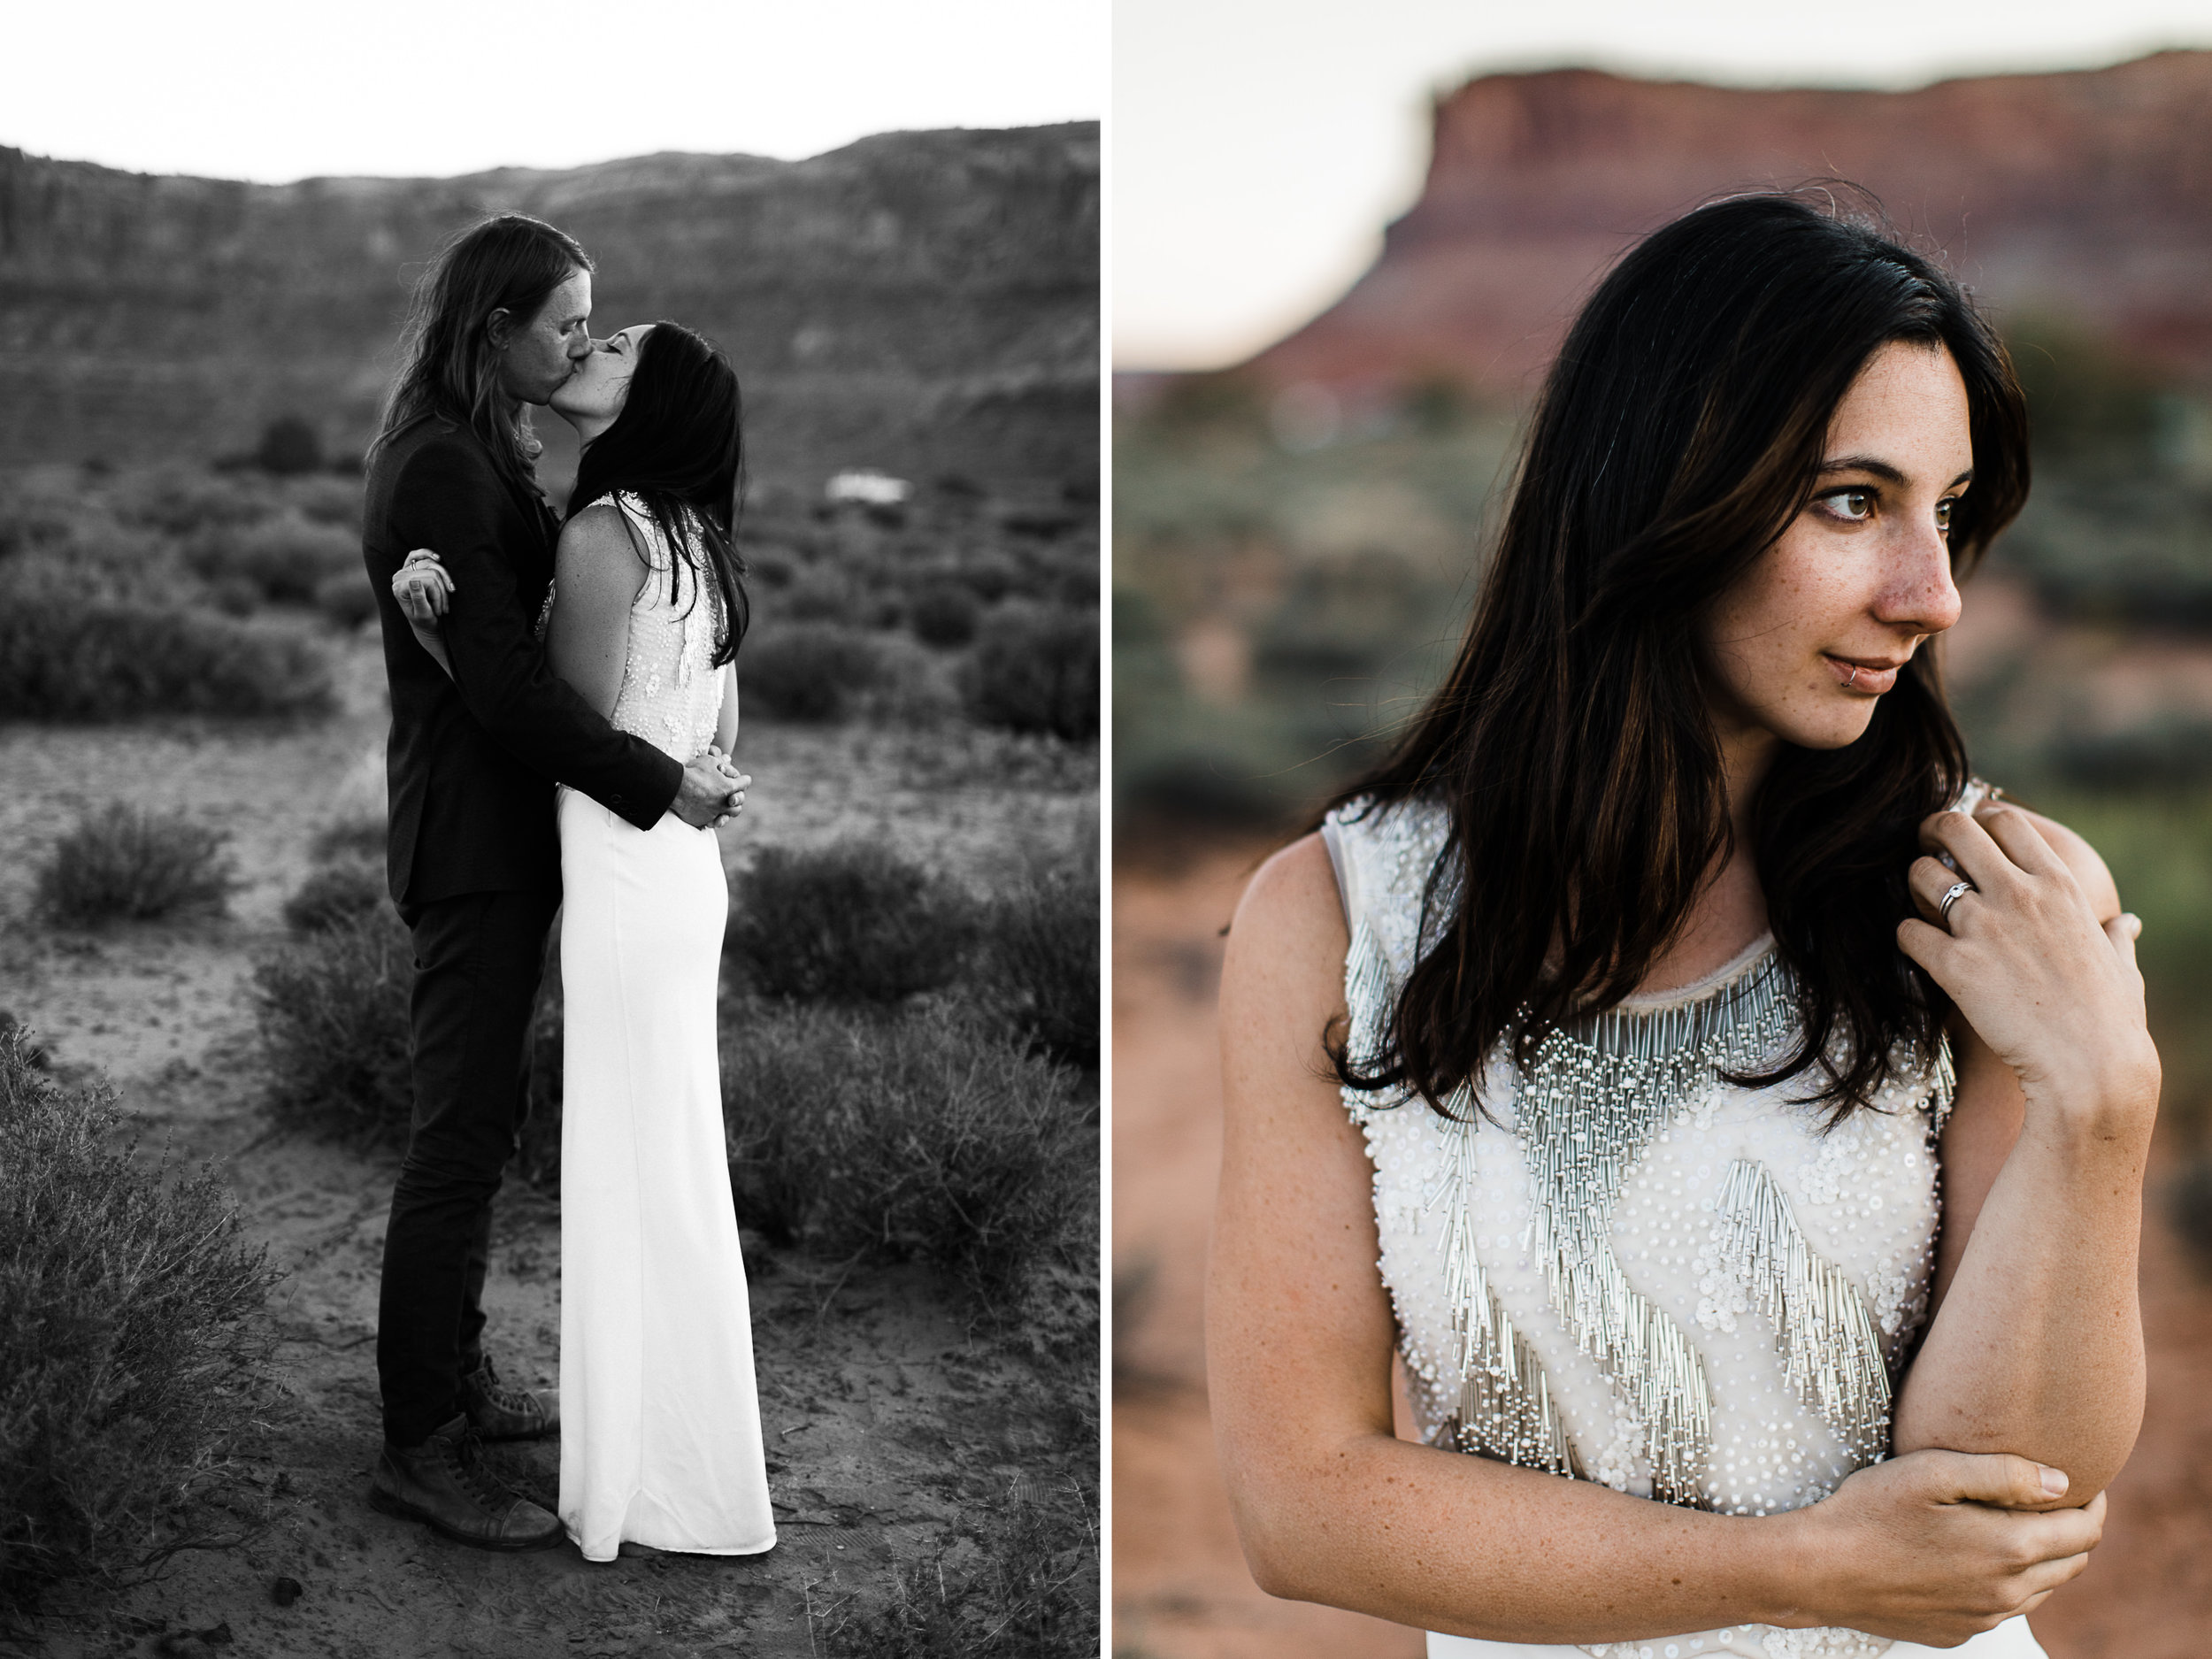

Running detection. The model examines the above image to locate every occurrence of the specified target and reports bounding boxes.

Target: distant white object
[825,471,911,505]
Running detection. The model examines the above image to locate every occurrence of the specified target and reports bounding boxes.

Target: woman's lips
[1825,654,1901,694]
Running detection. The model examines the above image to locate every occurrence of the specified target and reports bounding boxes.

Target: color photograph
[1114,4,2212,1655]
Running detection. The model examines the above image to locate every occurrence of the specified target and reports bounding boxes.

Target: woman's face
[1701,338,1973,755]
[550,324,655,434]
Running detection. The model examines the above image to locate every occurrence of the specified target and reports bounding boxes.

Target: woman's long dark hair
[1331,189,2031,1122]
[374,213,591,499]
[567,321,749,665]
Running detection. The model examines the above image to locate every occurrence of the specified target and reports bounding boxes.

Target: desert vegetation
[0,1031,281,1619]
[0,445,1098,1650]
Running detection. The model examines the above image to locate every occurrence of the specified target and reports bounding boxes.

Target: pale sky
[1117,0,2212,369]
[4,0,1104,181]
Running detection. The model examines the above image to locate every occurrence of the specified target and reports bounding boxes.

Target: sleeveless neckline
[1615,931,1777,1013]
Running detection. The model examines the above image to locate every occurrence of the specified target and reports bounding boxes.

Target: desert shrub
[779,564,860,623]
[977,859,1099,1069]
[314,569,377,629]
[957,557,1019,603]
[726,843,979,1002]
[280,859,387,934]
[286,473,362,529]
[908,581,979,649]
[720,999,1087,1297]
[33,807,237,927]
[963,604,1099,742]
[740,622,883,722]
[0,1030,282,1616]
[0,591,333,720]
[104,467,271,539]
[822,1475,1097,1658]
[252,416,323,476]
[252,911,414,1143]
[187,512,357,605]
[310,817,386,864]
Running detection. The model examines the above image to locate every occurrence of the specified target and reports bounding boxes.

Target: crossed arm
[1209,802,2149,1646]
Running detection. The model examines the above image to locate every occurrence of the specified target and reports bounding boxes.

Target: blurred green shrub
[740,622,882,722]
[0,1029,281,1616]
[33,807,237,927]
[726,842,979,1003]
[0,591,333,719]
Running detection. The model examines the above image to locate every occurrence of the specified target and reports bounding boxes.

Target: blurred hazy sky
[1118,0,2212,370]
[5,0,1102,181]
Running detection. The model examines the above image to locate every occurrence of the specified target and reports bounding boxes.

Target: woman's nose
[1883,518,1962,634]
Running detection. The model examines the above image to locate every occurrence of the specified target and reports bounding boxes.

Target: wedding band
[1938,880,1973,924]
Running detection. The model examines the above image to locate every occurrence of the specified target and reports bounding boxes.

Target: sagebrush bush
[280,859,387,934]
[310,817,387,864]
[963,604,1099,742]
[0,591,333,720]
[740,623,883,722]
[104,467,272,539]
[978,861,1100,1069]
[726,842,979,1002]
[720,998,1087,1297]
[0,1030,282,1616]
[908,581,979,649]
[314,570,377,630]
[187,513,357,606]
[251,911,414,1142]
[34,806,238,927]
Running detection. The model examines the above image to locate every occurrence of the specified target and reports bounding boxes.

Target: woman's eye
[1935,497,1956,534]
[1818,489,1875,523]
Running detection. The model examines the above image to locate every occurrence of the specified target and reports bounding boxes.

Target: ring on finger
[1938,879,1974,925]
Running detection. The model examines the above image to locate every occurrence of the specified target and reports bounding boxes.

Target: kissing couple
[360,211,774,1562]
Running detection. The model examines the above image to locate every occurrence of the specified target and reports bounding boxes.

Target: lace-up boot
[459,1356,559,1440]
[369,1415,564,1550]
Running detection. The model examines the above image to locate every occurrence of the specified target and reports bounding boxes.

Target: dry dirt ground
[1112,838,2212,1659]
[0,631,1097,1659]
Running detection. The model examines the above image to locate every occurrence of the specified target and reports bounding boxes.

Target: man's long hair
[1329,189,2032,1123]
[375,214,592,497]
[567,322,749,666]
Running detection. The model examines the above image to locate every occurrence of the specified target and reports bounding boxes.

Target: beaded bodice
[605,493,727,764]
[1326,795,1956,1659]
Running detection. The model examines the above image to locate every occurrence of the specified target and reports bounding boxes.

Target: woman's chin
[546,400,588,433]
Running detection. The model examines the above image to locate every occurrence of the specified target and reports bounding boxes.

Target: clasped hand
[1896,803,2157,1129]
[395,548,451,625]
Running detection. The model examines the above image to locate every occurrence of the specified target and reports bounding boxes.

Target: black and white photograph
[0,4,1101,1653]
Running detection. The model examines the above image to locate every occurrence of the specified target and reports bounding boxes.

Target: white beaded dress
[555,492,774,1562]
[1322,795,2046,1659]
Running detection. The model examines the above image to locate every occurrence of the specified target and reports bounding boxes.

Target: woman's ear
[485,307,513,348]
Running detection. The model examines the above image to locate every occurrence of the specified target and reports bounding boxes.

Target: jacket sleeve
[392,439,683,830]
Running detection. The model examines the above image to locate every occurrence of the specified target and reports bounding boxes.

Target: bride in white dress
[1210,194,2153,1656]
[395,319,775,1563]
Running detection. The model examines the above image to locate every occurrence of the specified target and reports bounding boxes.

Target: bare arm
[713,661,738,756]
[1892,805,2154,1504]
[546,503,649,719]
[1211,834,2100,1646]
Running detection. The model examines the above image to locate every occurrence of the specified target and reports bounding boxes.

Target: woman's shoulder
[559,500,651,562]
[1230,835,1347,955]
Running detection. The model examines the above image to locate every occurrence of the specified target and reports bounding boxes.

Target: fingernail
[2039,1465,2070,1497]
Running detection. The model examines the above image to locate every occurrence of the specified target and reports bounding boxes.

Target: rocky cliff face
[0,123,1099,484]
[1246,53,2212,399]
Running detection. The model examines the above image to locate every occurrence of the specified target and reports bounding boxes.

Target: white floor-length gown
[557,492,775,1563]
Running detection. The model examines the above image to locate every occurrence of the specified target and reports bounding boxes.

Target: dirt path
[1111,837,2212,1659]
[1,637,1098,1658]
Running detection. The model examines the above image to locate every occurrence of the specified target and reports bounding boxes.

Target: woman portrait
[1204,193,2155,1657]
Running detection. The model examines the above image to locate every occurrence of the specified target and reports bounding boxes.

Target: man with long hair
[359,213,739,1549]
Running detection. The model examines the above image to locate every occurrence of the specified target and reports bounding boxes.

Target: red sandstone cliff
[1244,52,2212,400]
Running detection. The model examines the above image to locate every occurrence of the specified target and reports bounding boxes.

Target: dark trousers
[376,886,561,1448]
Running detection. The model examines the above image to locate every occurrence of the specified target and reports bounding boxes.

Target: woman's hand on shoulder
[393,549,453,625]
[1898,801,2156,1133]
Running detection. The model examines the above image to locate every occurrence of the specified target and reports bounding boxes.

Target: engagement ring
[1938,879,1973,925]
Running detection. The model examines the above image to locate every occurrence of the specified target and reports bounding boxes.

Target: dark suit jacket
[364,414,683,907]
